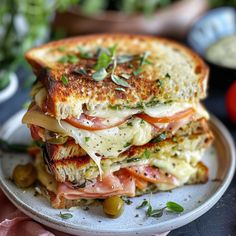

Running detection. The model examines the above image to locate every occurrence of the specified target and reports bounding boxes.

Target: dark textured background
[0,64,235,236]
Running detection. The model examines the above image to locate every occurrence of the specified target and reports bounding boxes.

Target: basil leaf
[117,55,134,64]
[92,68,107,81]
[166,202,184,213]
[61,75,69,85]
[108,44,117,57]
[115,87,126,92]
[136,199,149,209]
[59,212,73,219]
[111,74,130,87]
[95,51,112,70]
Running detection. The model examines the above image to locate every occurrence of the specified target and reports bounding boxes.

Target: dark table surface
[0,66,235,236]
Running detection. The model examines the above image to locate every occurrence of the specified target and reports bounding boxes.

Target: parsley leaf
[59,212,73,219]
[61,75,69,85]
[95,51,112,70]
[151,133,167,143]
[92,68,108,81]
[111,74,130,87]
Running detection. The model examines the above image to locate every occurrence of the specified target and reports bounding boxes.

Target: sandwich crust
[25,34,209,118]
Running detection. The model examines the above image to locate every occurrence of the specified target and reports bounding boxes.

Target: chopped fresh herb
[122,197,133,205]
[115,87,126,92]
[136,199,149,209]
[92,68,108,81]
[95,51,112,70]
[117,55,134,64]
[59,212,73,219]
[133,67,142,76]
[127,121,133,127]
[58,54,79,64]
[165,73,171,78]
[146,204,153,217]
[166,201,184,213]
[123,142,131,148]
[126,157,140,163]
[151,133,167,143]
[147,208,165,218]
[108,44,118,57]
[111,74,130,87]
[58,46,66,52]
[156,79,163,87]
[143,150,151,159]
[61,75,69,85]
[120,73,131,80]
[172,137,177,143]
[85,137,90,142]
[77,46,93,59]
[140,51,151,66]
[73,68,87,76]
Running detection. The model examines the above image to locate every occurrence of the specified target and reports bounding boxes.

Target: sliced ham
[52,173,135,208]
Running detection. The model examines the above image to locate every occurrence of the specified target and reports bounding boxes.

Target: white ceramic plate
[0,111,235,236]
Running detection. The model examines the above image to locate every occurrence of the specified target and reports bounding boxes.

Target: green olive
[47,136,68,144]
[12,163,37,188]
[103,196,124,218]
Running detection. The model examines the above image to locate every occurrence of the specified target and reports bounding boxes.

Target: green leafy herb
[165,73,171,78]
[126,157,140,163]
[111,74,130,87]
[58,54,79,64]
[156,79,163,87]
[146,204,153,217]
[92,68,108,81]
[123,142,131,148]
[95,51,112,70]
[117,55,134,64]
[127,121,133,127]
[73,68,87,76]
[166,201,184,213]
[58,46,66,52]
[121,73,131,80]
[115,87,126,92]
[172,137,177,143]
[59,212,73,219]
[133,67,142,76]
[108,44,118,57]
[143,150,151,159]
[151,133,167,143]
[85,137,90,142]
[122,197,133,205]
[61,75,69,85]
[136,199,149,209]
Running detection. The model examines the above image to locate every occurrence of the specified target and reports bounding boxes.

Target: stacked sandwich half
[22,35,214,208]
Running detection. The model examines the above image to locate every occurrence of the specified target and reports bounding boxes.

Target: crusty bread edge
[25,33,209,96]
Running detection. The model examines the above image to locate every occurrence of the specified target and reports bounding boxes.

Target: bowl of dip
[187,7,236,74]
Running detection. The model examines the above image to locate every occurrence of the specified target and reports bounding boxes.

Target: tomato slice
[125,165,177,185]
[136,108,195,123]
[65,113,127,131]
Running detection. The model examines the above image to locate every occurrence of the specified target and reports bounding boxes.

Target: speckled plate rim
[0,111,235,235]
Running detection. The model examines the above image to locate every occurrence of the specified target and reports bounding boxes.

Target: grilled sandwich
[22,34,213,209]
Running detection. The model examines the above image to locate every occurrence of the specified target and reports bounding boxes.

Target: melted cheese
[59,118,153,176]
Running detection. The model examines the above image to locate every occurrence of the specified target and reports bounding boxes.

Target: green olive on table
[12,163,37,188]
[103,196,124,218]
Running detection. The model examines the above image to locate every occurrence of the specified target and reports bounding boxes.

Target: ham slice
[52,173,135,207]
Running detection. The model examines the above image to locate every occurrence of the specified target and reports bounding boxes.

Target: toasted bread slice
[25,34,209,119]
[44,120,213,183]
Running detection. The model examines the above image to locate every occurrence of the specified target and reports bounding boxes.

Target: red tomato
[65,113,127,131]
[226,82,236,123]
[136,108,195,124]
